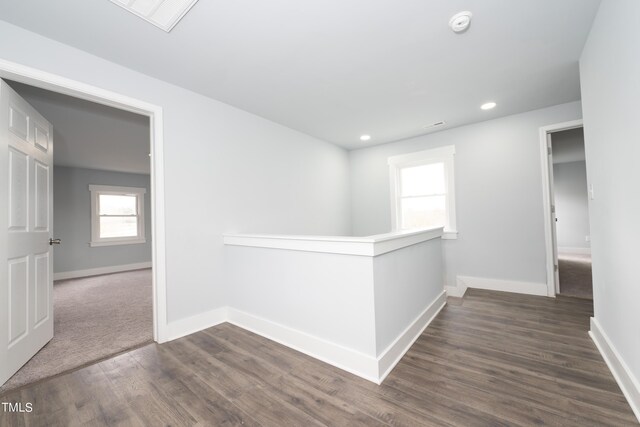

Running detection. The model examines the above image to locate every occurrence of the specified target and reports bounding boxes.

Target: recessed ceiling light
[481,102,497,110]
[360,134,371,141]
[109,0,200,32]
[449,11,473,33]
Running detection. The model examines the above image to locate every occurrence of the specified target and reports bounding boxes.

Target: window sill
[90,238,146,247]
[442,230,458,240]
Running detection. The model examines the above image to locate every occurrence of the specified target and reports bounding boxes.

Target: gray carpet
[0,268,152,394]
[558,252,593,299]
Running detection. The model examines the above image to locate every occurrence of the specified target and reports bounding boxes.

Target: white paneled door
[0,80,54,386]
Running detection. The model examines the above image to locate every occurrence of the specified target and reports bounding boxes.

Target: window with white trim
[89,185,146,247]
[388,145,457,239]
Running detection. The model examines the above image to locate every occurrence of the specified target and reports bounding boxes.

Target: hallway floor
[1,288,636,426]
[558,252,593,299]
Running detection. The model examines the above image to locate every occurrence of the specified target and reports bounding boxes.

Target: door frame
[539,119,583,297]
[0,58,168,342]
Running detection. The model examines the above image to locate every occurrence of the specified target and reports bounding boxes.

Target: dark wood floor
[1,289,637,426]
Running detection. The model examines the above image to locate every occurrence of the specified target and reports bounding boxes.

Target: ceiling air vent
[422,121,446,130]
[109,0,200,32]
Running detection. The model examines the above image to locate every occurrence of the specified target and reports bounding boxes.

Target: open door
[0,80,54,386]
[546,133,560,293]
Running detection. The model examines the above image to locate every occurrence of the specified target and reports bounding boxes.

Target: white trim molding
[163,292,447,384]
[224,293,447,385]
[227,308,381,383]
[89,184,147,247]
[388,145,456,167]
[223,227,443,257]
[558,247,592,255]
[53,261,152,281]
[166,307,228,342]
[445,284,467,298]
[589,318,640,422]
[455,275,548,297]
[388,145,457,238]
[377,290,446,382]
[0,58,168,343]
[539,119,584,297]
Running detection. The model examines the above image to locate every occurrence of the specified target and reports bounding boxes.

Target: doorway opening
[540,120,593,299]
[0,59,167,393]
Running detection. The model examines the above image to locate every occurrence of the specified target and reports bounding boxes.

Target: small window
[89,185,146,247]
[388,145,457,239]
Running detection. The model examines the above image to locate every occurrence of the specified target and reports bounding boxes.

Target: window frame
[89,184,146,247]
[388,145,457,239]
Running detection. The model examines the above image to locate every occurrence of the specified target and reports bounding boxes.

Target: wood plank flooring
[1,289,637,426]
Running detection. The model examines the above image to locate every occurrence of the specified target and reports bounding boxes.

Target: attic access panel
[109,0,199,32]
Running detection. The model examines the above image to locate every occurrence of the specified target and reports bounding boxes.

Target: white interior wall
[226,246,377,355]
[580,0,640,412]
[0,20,351,324]
[373,238,443,354]
[223,231,446,383]
[349,102,583,291]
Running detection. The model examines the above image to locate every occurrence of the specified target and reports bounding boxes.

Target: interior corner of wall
[455,276,468,290]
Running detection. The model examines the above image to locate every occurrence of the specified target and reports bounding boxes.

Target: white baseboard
[165,307,228,342]
[589,318,640,423]
[457,275,548,297]
[226,308,380,383]
[163,294,447,384]
[558,246,591,255]
[377,290,446,382]
[53,261,152,281]
[445,284,467,298]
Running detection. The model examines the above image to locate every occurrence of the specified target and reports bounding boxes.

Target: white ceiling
[0,0,600,149]
[551,127,585,164]
[8,81,151,174]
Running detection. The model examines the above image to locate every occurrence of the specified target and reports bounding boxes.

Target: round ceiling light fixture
[449,11,473,33]
[481,102,497,110]
[360,134,371,141]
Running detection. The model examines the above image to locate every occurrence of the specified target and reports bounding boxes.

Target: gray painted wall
[349,101,582,289]
[53,166,152,274]
[0,21,351,323]
[552,161,590,250]
[580,0,640,391]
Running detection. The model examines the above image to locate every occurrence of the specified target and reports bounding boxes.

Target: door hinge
[554,264,558,271]
[547,146,552,155]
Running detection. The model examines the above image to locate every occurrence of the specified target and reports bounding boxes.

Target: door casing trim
[538,119,584,297]
[0,58,168,342]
